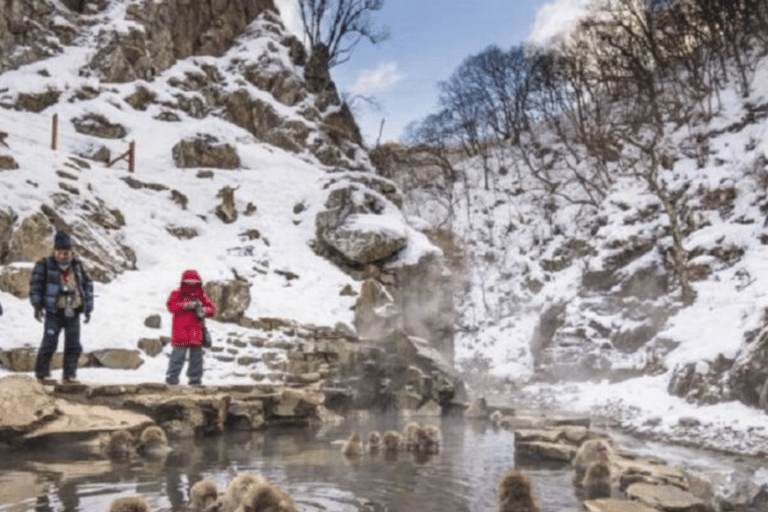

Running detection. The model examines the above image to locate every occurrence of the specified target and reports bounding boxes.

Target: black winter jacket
[29,256,94,315]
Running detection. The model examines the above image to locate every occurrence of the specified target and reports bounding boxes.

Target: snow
[0,8,385,386]
[0,0,767,458]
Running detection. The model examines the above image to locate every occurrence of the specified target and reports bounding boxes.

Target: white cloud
[351,62,404,96]
[529,0,593,47]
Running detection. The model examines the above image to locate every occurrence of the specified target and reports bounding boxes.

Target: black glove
[0,302,3,316]
[84,312,91,324]
[195,303,205,319]
[34,306,43,322]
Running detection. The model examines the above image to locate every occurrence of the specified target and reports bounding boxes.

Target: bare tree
[298,0,391,67]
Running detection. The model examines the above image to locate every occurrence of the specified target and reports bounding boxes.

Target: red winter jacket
[167,270,216,347]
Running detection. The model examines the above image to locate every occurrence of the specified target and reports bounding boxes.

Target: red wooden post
[128,141,135,173]
[51,114,58,150]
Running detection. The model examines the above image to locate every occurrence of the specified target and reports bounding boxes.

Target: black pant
[35,309,82,380]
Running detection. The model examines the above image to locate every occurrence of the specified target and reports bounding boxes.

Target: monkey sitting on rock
[572,438,614,500]
[571,438,614,481]
[580,456,612,500]
[497,469,539,512]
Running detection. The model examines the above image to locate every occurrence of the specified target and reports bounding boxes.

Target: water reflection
[0,416,580,512]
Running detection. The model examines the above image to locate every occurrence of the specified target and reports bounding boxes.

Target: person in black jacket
[29,231,94,384]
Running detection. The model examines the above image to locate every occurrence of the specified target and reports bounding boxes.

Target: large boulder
[0,348,90,372]
[0,376,60,438]
[0,0,62,72]
[23,399,154,441]
[0,264,32,298]
[172,136,240,169]
[227,398,266,430]
[90,349,144,370]
[222,90,309,154]
[243,62,307,106]
[584,500,660,512]
[0,375,152,444]
[6,211,54,263]
[85,0,277,81]
[0,154,19,170]
[667,325,768,410]
[87,27,155,83]
[72,113,127,139]
[39,196,136,283]
[3,198,132,282]
[625,483,707,512]
[315,183,408,265]
[271,388,325,418]
[326,212,408,265]
[322,103,363,147]
[728,327,768,410]
[204,279,251,323]
[343,330,461,411]
[0,206,16,261]
[123,393,231,438]
[0,348,37,372]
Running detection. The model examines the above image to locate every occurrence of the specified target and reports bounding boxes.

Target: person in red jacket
[165,269,216,386]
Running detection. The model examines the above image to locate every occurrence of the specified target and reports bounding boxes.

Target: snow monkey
[222,473,268,512]
[497,469,540,512]
[403,422,421,451]
[106,495,153,512]
[188,479,220,511]
[571,438,615,482]
[341,432,363,457]
[417,424,442,454]
[234,481,298,512]
[382,430,404,453]
[490,410,512,429]
[580,457,612,499]
[104,429,135,460]
[367,430,382,454]
[137,425,170,458]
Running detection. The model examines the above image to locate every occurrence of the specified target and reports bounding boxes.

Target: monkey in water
[497,469,539,512]
[106,495,152,512]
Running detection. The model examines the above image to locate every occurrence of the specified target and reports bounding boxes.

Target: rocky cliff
[0,0,457,413]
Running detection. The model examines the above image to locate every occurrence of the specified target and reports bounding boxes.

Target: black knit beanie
[54,231,72,250]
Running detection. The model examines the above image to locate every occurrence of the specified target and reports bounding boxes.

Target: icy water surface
[0,415,582,512]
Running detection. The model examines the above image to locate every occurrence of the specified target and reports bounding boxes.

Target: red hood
[181,269,202,285]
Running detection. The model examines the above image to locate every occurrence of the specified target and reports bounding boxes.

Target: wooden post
[51,114,58,150]
[107,141,136,172]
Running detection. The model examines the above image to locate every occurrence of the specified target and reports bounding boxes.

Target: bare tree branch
[298,0,391,67]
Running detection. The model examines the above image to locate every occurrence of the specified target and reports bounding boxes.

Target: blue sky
[276,0,591,146]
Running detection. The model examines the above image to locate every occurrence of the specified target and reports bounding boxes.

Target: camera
[61,286,76,318]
